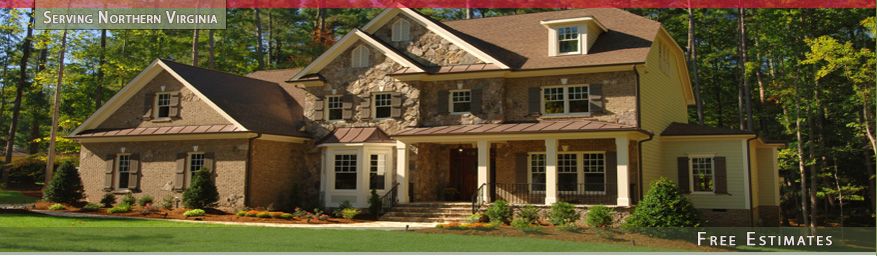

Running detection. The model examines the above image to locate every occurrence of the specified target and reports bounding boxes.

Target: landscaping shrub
[585,205,614,227]
[623,177,703,234]
[368,189,381,215]
[256,212,271,218]
[48,203,66,210]
[236,211,247,217]
[517,204,541,224]
[465,214,483,224]
[245,210,259,217]
[159,195,174,209]
[5,158,45,185]
[511,218,542,233]
[341,208,361,220]
[83,203,102,212]
[278,213,293,219]
[183,209,206,217]
[121,193,136,206]
[100,193,116,207]
[140,203,159,215]
[333,200,352,217]
[292,207,307,218]
[107,202,132,213]
[137,195,154,206]
[42,161,84,204]
[546,202,580,226]
[269,212,284,218]
[182,167,219,209]
[556,223,583,232]
[484,200,513,224]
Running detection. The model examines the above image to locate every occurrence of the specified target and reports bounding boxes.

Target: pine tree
[42,160,84,204]
[624,177,702,229]
[182,167,218,209]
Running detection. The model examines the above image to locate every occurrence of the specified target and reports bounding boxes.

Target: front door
[450,149,478,200]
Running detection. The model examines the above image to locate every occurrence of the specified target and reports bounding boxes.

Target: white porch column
[615,137,631,206]
[477,140,489,202]
[395,141,409,203]
[545,138,558,205]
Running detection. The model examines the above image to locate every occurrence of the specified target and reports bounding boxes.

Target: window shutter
[169,92,181,118]
[605,152,617,196]
[128,154,140,191]
[360,97,371,120]
[437,90,449,114]
[204,152,215,172]
[515,153,528,183]
[174,153,186,192]
[470,89,483,114]
[313,96,324,121]
[143,93,154,121]
[341,94,354,120]
[714,156,727,194]
[528,87,541,116]
[589,84,603,113]
[391,92,403,118]
[104,154,115,191]
[677,157,690,193]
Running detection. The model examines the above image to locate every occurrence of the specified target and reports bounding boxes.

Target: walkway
[32,210,439,230]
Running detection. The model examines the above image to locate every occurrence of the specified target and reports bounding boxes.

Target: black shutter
[104,154,115,191]
[360,96,371,120]
[470,89,483,114]
[143,93,154,121]
[341,94,354,120]
[391,92,403,118]
[174,153,186,192]
[714,157,727,194]
[528,87,541,116]
[677,157,690,193]
[437,90,449,114]
[515,153,528,183]
[605,152,617,196]
[168,92,181,118]
[589,84,603,114]
[128,154,140,191]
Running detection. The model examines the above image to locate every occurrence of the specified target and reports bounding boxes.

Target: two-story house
[70,7,783,227]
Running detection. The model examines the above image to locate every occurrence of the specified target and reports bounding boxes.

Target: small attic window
[541,17,607,57]
[352,45,370,68]
[392,19,410,41]
[558,27,579,54]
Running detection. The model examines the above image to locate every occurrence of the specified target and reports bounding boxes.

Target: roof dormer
[541,17,607,56]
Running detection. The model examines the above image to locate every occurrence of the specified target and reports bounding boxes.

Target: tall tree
[254,8,265,70]
[192,29,199,67]
[208,29,215,69]
[688,7,704,125]
[46,30,68,185]
[739,8,753,131]
[2,9,34,185]
[96,29,105,111]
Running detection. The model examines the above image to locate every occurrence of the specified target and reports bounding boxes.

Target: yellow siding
[749,142,759,209]
[662,139,748,209]
[756,147,779,206]
[639,31,690,193]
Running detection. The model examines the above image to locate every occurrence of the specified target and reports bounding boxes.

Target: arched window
[351,45,370,68]
[392,19,410,41]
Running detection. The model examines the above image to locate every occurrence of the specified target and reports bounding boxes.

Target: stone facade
[373,15,483,67]
[420,78,504,126]
[97,70,231,130]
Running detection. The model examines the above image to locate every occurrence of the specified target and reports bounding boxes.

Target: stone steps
[378,202,475,223]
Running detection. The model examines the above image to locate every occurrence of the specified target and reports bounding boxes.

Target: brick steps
[378,202,474,223]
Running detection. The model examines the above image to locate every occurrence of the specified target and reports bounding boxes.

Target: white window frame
[333,153,359,191]
[154,92,172,119]
[186,152,205,188]
[557,26,581,55]
[392,19,410,42]
[540,85,591,116]
[527,151,606,195]
[449,89,471,114]
[688,153,717,194]
[325,95,343,121]
[351,45,370,68]
[372,93,392,120]
[367,151,391,191]
[527,153,546,194]
[114,153,132,191]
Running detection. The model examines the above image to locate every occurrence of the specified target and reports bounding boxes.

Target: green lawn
[0,214,688,252]
[0,190,39,204]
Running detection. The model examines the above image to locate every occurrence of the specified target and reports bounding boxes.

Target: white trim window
[334,154,358,190]
[351,45,370,68]
[326,95,343,121]
[115,154,131,189]
[529,153,546,192]
[392,19,410,42]
[541,85,589,115]
[690,157,715,192]
[557,26,579,54]
[582,153,606,192]
[369,154,387,190]
[557,153,578,192]
[527,152,606,193]
[373,93,392,119]
[450,90,471,114]
[155,92,172,119]
[186,152,205,187]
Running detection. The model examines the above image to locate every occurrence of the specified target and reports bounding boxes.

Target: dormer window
[558,27,579,54]
[352,45,370,68]
[541,17,607,57]
[392,19,410,41]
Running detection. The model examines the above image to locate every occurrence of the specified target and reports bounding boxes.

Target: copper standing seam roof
[393,120,639,137]
[317,127,396,145]
[391,63,504,75]
[660,122,756,136]
[73,125,243,138]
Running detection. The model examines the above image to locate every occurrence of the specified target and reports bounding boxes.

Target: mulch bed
[409,226,739,252]
[31,201,374,225]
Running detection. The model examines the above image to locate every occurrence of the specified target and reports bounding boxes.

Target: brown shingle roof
[317,128,395,145]
[661,122,755,136]
[74,125,242,138]
[248,68,303,83]
[440,8,661,70]
[394,120,638,136]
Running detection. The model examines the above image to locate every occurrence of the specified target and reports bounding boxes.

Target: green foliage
[183,209,206,217]
[465,213,483,224]
[99,193,116,206]
[546,202,580,226]
[48,203,66,210]
[484,200,513,224]
[159,195,174,210]
[511,218,543,233]
[42,161,84,204]
[623,178,702,234]
[341,208,361,220]
[236,211,246,217]
[333,200,352,217]
[585,205,614,227]
[182,167,219,209]
[517,204,541,224]
[368,189,381,215]
[83,202,102,211]
[278,213,293,219]
[107,202,132,213]
[136,195,154,206]
[256,212,271,218]
[120,193,136,206]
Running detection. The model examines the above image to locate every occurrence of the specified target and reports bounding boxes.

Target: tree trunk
[29,41,48,155]
[254,8,265,70]
[2,9,34,185]
[96,29,106,111]
[45,30,67,187]
[267,9,273,66]
[807,104,818,228]
[739,8,753,131]
[208,29,215,69]
[688,7,704,125]
[192,29,199,67]
[794,68,810,229]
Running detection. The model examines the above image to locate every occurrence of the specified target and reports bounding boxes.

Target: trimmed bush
[278,213,293,219]
[464,214,483,224]
[517,204,541,224]
[100,193,116,207]
[183,209,206,217]
[256,212,271,218]
[245,210,259,217]
[159,195,174,210]
[511,218,542,233]
[368,189,381,215]
[485,200,513,224]
[269,212,284,218]
[585,205,614,227]
[333,200,353,217]
[546,202,580,226]
[182,167,219,209]
[42,161,84,204]
[83,203,102,212]
[623,177,703,230]
[121,193,136,206]
[137,195,154,206]
[341,208,361,220]
[236,211,247,217]
[48,203,66,210]
[107,202,132,213]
